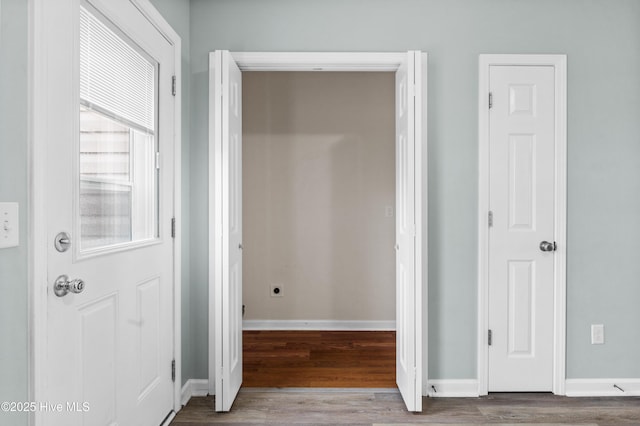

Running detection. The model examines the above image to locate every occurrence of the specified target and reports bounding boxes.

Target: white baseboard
[565,378,640,397]
[425,379,479,397]
[180,379,209,406]
[243,319,396,331]
[160,411,176,426]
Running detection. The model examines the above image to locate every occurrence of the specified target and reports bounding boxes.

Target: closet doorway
[209,52,427,412]
[242,70,396,390]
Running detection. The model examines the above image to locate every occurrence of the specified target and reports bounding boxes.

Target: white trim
[230,52,406,72]
[29,0,182,423]
[409,50,425,410]
[209,51,428,399]
[28,3,48,425]
[419,51,429,400]
[181,379,210,406]
[426,380,479,398]
[207,50,219,396]
[565,379,640,397]
[243,320,396,331]
[477,54,567,396]
[160,412,176,426]
[242,387,399,394]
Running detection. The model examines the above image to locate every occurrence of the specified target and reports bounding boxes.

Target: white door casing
[208,51,426,412]
[211,50,244,412]
[477,55,567,395]
[31,0,182,424]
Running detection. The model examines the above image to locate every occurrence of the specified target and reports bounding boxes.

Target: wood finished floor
[172,331,640,424]
[242,330,396,388]
[171,390,640,425]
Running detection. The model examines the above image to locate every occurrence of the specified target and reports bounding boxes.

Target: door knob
[539,241,556,252]
[53,275,85,297]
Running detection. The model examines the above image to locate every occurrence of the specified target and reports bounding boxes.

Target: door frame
[207,51,428,398]
[477,54,567,396]
[29,0,183,423]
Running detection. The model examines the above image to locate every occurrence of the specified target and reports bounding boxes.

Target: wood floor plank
[243,331,396,388]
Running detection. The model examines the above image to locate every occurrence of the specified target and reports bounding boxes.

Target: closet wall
[243,71,395,322]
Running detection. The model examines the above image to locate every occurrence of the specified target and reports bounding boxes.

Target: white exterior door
[212,50,244,412]
[395,51,423,412]
[41,0,176,424]
[488,65,556,391]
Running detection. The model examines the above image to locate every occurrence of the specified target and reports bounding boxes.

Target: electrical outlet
[270,284,283,297]
[385,205,394,218]
[591,324,604,345]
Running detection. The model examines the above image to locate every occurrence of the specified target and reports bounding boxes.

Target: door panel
[43,1,175,424]
[507,260,534,355]
[395,51,422,412]
[488,65,555,391]
[138,277,161,397]
[80,295,117,425]
[213,50,243,412]
[508,134,536,229]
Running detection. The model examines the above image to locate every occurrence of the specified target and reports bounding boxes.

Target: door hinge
[171,359,176,382]
[171,217,176,238]
[489,92,493,109]
[488,211,493,227]
[155,152,160,169]
[488,329,493,346]
[172,75,177,96]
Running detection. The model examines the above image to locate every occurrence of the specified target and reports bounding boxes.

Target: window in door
[78,4,158,253]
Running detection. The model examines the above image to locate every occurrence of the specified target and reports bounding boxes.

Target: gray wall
[0,0,29,424]
[188,0,640,380]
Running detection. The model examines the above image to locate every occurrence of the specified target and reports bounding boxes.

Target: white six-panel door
[212,50,244,412]
[488,65,556,391]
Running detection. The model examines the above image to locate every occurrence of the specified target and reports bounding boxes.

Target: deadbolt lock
[54,232,71,253]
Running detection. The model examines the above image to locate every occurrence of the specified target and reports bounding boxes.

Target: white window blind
[80,6,155,132]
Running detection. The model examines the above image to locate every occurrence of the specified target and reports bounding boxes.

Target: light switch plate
[0,202,19,249]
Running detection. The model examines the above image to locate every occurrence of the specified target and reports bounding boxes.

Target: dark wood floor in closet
[243,330,396,388]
